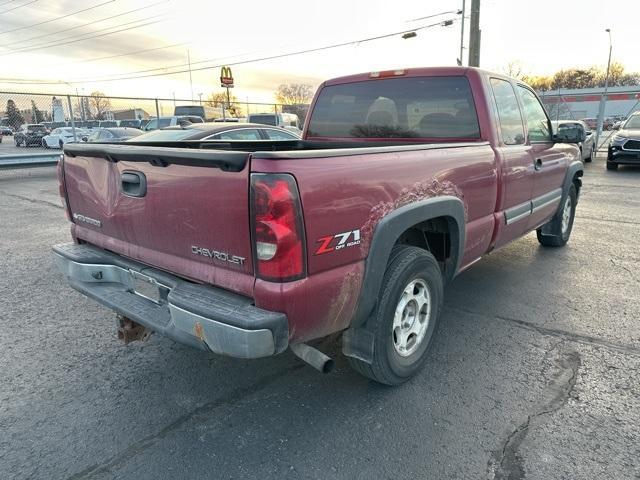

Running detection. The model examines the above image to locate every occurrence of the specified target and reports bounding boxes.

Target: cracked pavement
[1,156,639,480]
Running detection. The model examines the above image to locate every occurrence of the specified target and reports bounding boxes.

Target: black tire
[348,246,444,385]
[15,139,21,147]
[606,161,618,171]
[536,184,577,247]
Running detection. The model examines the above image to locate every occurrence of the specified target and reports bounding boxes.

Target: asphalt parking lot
[1,154,638,480]
[0,137,51,155]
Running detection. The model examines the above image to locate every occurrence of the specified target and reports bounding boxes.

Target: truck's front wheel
[536,184,577,247]
[348,246,443,385]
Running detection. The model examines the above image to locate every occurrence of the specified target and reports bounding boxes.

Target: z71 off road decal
[315,229,361,255]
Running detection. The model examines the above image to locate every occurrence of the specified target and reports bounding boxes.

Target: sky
[0,0,638,103]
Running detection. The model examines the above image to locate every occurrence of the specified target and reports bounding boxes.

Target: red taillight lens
[251,173,306,281]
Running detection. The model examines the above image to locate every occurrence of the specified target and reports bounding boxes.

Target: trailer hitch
[116,315,152,344]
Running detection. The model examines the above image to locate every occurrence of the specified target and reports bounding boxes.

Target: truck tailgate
[62,144,255,296]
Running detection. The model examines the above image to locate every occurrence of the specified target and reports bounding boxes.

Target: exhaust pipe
[290,343,335,374]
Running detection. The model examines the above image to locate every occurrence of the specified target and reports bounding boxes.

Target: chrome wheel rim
[392,279,431,357]
[561,196,572,234]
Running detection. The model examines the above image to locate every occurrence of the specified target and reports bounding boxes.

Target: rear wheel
[536,184,577,247]
[348,246,443,385]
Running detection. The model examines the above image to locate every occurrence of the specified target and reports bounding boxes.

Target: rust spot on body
[360,178,466,252]
[194,321,205,342]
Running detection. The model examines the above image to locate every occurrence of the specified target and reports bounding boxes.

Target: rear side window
[263,128,298,140]
[158,118,172,128]
[307,76,480,139]
[212,128,261,140]
[490,78,525,145]
[517,86,551,142]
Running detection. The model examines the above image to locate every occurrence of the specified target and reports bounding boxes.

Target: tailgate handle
[121,171,147,197]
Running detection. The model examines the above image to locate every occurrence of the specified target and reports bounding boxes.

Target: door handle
[121,171,147,197]
[534,158,543,171]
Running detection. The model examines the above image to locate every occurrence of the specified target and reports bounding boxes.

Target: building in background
[540,85,640,121]
[52,97,65,123]
[111,108,150,120]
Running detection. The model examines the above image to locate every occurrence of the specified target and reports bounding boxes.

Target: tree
[5,99,24,129]
[503,61,525,80]
[30,100,45,123]
[274,83,314,125]
[516,62,640,91]
[275,83,314,105]
[88,91,112,120]
[206,91,243,116]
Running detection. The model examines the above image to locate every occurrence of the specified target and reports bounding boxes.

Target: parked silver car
[553,120,594,163]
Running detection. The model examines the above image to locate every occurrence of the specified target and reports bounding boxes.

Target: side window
[263,128,297,140]
[490,78,525,145]
[213,129,261,140]
[517,86,551,142]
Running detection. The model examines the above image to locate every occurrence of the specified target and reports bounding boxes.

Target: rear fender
[342,196,465,363]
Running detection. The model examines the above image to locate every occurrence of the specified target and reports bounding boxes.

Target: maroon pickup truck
[54,67,584,385]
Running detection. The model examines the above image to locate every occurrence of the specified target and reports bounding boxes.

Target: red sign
[220,66,234,88]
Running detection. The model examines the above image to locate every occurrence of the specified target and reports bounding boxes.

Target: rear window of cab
[306,76,480,140]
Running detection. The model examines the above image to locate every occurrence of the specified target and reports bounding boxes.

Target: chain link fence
[0,91,310,152]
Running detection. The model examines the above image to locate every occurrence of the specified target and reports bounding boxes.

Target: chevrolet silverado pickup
[54,67,584,385]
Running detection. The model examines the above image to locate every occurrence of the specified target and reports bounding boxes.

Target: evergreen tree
[6,99,25,129]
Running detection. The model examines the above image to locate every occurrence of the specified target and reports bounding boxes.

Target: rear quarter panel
[252,143,497,341]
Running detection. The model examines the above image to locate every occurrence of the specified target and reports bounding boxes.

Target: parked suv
[14,124,47,147]
[607,113,640,170]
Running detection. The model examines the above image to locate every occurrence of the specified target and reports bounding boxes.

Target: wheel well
[573,171,583,197]
[394,216,455,277]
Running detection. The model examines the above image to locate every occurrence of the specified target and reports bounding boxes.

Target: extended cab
[54,67,584,384]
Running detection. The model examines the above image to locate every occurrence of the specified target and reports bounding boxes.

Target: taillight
[56,154,72,221]
[251,173,306,281]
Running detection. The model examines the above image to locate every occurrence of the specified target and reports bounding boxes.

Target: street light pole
[595,28,612,150]
[458,0,466,66]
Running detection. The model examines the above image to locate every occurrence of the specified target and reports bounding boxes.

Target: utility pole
[468,0,480,67]
[458,0,466,66]
[595,28,612,150]
[187,49,194,103]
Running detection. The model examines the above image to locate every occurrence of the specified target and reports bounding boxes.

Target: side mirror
[554,124,585,144]
[81,136,88,142]
[613,123,621,130]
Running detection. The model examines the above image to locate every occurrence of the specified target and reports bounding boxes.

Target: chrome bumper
[53,243,288,358]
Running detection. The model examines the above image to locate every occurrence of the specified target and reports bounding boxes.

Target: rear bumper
[53,243,288,358]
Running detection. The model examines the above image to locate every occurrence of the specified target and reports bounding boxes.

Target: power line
[72,17,459,84]
[1,0,168,48]
[50,41,189,68]
[0,14,167,56]
[0,0,116,36]
[0,17,458,86]
[0,0,38,14]
[406,10,461,22]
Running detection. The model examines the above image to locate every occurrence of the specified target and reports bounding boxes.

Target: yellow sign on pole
[220,66,234,88]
